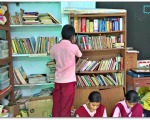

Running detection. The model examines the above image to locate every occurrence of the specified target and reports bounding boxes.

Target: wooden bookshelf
[0,57,11,65]
[0,2,14,102]
[70,10,127,116]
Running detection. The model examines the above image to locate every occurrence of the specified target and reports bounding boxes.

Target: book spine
[74,17,78,32]
[94,19,98,32]
[81,17,86,32]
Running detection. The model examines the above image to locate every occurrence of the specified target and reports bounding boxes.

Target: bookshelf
[0,2,14,102]
[8,2,62,97]
[69,10,127,116]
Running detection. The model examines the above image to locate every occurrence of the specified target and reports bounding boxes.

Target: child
[138,87,150,117]
[75,91,107,117]
[50,24,82,117]
[110,90,143,117]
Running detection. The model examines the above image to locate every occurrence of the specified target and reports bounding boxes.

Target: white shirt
[76,104,107,117]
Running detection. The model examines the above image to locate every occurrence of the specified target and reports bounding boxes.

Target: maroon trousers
[52,82,76,117]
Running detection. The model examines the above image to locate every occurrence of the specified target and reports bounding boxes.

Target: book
[94,19,98,32]
[28,74,47,84]
[112,42,124,48]
[29,36,36,52]
[14,68,27,85]
[81,17,86,32]
[76,58,88,71]
[48,12,60,24]
[86,19,90,32]
[19,66,27,80]
[74,16,78,32]
[89,21,94,32]
[80,61,92,71]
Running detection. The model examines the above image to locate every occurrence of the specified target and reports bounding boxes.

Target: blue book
[96,75,104,86]
[29,36,36,52]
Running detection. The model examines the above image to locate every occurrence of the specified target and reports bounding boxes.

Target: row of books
[76,72,124,87]
[70,17,123,33]
[77,34,124,50]
[13,66,47,85]
[76,54,123,72]
[12,36,58,54]
[10,8,60,25]
[13,67,28,85]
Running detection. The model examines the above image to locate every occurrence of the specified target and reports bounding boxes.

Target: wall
[96,2,150,60]
[61,1,95,26]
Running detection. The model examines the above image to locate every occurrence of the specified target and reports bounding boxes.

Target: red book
[81,17,86,32]
[0,86,11,94]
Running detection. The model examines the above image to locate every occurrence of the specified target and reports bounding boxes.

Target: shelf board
[14,83,54,87]
[12,54,30,57]
[10,24,62,27]
[12,53,49,57]
[81,48,125,52]
[75,30,125,34]
[0,86,12,100]
[76,70,125,74]
[70,13,126,17]
[0,57,11,65]
[76,85,125,90]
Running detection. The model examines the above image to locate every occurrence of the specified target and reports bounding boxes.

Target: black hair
[125,90,139,103]
[88,91,101,102]
[61,24,75,40]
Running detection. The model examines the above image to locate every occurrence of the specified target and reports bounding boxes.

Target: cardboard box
[28,96,53,117]
[4,103,20,117]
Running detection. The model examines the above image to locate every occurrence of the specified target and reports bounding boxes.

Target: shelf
[76,85,125,90]
[12,53,49,57]
[10,24,62,27]
[0,86,12,100]
[75,30,125,34]
[14,83,54,87]
[0,57,11,65]
[76,70,125,74]
[81,48,125,52]
[70,13,126,17]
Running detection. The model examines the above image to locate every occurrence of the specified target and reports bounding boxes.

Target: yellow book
[12,39,17,54]
[74,17,78,32]
[92,74,100,86]
[89,21,94,32]
[91,77,99,86]
[86,19,90,32]
[106,21,110,32]
[14,39,21,54]
[104,76,113,85]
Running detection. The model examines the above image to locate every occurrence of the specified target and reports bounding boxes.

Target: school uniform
[50,40,82,117]
[110,100,143,117]
[75,103,107,117]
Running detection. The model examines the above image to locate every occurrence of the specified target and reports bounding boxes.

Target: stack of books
[23,12,40,25]
[47,61,56,83]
